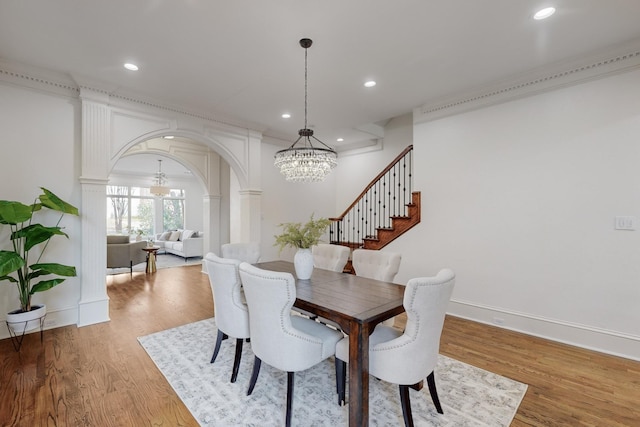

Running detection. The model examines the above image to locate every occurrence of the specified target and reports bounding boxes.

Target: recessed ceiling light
[364,80,377,88]
[534,7,556,20]
[282,113,291,119]
[124,63,139,71]
[163,135,174,139]
[337,138,344,142]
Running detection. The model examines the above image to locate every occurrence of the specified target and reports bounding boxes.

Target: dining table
[255,260,406,427]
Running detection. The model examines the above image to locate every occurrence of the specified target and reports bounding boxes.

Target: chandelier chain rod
[304,44,308,131]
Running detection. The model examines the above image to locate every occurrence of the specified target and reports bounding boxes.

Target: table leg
[348,321,371,427]
[146,251,157,273]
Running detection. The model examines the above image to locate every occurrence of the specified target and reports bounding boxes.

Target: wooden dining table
[255,261,406,427]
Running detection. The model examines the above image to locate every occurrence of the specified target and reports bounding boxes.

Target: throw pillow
[169,231,181,241]
[158,231,171,241]
[182,229,195,240]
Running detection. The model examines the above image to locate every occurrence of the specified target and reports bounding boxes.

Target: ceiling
[2,1,640,154]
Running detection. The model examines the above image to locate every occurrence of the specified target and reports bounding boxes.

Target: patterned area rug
[107,253,202,275]
[138,318,527,426]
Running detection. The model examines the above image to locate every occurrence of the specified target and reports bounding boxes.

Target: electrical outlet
[615,216,636,230]
[492,317,505,325]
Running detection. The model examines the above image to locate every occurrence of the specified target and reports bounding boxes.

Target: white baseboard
[448,299,640,362]
[77,298,110,327]
[0,305,79,340]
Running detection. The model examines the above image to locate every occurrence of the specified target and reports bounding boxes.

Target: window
[107,186,185,236]
[163,189,185,231]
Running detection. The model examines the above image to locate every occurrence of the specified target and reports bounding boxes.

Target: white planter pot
[294,248,314,280]
[6,304,46,334]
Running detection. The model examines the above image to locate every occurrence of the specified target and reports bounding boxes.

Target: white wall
[0,84,82,330]
[334,114,414,212]
[406,69,640,360]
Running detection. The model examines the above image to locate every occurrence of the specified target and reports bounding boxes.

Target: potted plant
[274,214,331,279]
[0,187,79,333]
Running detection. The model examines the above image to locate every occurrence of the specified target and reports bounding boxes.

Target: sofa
[154,229,203,260]
[106,235,148,273]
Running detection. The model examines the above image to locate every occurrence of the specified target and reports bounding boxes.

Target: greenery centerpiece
[274,214,331,252]
[274,214,331,279]
[0,187,79,315]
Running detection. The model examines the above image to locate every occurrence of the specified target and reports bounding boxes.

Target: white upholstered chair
[352,248,402,326]
[238,262,344,427]
[203,252,250,383]
[352,248,401,282]
[335,269,455,427]
[312,243,350,273]
[221,242,261,264]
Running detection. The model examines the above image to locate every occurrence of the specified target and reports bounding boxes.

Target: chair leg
[335,358,346,406]
[210,330,228,363]
[230,338,244,383]
[399,385,414,427]
[286,371,294,427]
[247,356,262,396]
[426,371,443,414]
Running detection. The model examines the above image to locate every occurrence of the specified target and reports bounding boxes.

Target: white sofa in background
[154,229,203,259]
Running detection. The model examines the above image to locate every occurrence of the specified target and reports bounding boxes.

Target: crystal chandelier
[150,159,170,197]
[274,38,337,182]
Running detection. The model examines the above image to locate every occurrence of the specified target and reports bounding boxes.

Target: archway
[78,89,263,327]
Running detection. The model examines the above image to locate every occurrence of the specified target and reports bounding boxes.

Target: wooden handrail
[329,144,413,221]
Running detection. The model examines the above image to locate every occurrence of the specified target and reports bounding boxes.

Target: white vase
[294,248,314,280]
[6,304,46,334]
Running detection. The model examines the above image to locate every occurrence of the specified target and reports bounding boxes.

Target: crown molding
[0,59,267,136]
[415,39,640,124]
[0,59,79,98]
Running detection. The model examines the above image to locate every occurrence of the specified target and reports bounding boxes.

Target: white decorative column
[239,189,262,243]
[239,131,263,243]
[78,89,111,326]
[203,194,222,255]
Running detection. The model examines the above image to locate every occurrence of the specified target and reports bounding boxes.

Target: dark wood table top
[255,260,406,336]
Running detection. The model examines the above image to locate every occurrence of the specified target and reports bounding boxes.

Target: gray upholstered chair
[312,243,350,273]
[204,252,250,383]
[106,235,147,274]
[238,262,343,427]
[352,248,402,326]
[335,269,455,427]
[221,242,261,264]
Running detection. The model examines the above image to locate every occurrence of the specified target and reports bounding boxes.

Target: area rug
[107,253,202,275]
[138,318,527,426]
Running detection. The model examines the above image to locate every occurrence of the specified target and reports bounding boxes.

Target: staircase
[329,145,420,252]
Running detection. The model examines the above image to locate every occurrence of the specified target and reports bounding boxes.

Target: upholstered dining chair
[335,269,455,427]
[351,248,402,282]
[352,248,402,326]
[238,262,344,427]
[221,242,261,264]
[312,243,350,273]
[203,252,250,383]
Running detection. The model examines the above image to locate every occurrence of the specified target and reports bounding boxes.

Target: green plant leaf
[13,223,68,252]
[0,200,33,225]
[273,214,331,252]
[30,278,67,294]
[0,250,25,277]
[39,188,79,216]
[30,263,77,277]
[0,275,18,283]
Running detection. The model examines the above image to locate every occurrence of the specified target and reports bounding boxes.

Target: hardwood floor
[1,265,638,426]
